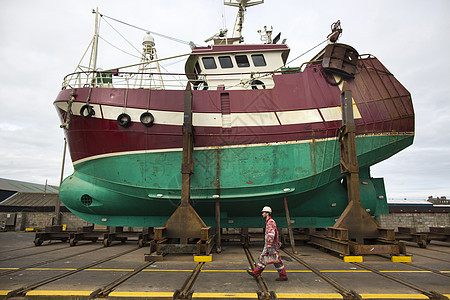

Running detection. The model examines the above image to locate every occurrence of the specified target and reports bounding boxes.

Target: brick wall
[378,213,450,232]
[60,212,92,229]
[22,212,53,229]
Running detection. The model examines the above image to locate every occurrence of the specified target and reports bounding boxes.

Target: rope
[60,91,76,129]
[101,14,196,46]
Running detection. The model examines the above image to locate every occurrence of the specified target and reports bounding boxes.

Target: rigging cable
[98,36,142,59]
[101,14,197,47]
[285,38,328,67]
[221,0,227,31]
[159,64,185,87]
[101,16,143,57]
[268,38,329,75]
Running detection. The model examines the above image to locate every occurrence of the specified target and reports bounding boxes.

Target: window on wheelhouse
[202,57,217,69]
[235,55,250,67]
[251,54,266,67]
[218,56,233,68]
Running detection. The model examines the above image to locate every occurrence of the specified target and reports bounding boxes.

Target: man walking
[247,206,288,281]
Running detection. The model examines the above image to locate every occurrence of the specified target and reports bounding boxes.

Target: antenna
[204,28,228,43]
[135,32,165,89]
[224,0,264,42]
[257,25,273,44]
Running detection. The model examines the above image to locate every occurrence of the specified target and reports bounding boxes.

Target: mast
[67,8,101,86]
[88,8,100,74]
[224,0,263,42]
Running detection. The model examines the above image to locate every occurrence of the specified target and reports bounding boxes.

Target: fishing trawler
[55,0,414,228]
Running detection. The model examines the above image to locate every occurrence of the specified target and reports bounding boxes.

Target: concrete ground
[0,232,449,299]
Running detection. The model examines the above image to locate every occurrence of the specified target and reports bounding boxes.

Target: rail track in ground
[0,244,105,277]
[244,246,276,300]
[282,249,362,300]
[89,261,156,299]
[172,262,205,300]
[5,246,141,299]
[0,242,71,262]
[0,237,448,300]
[408,252,450,263]
[284,245,450,300]
[0,245,37,254]
[351,261,449,300]
[375,253,450,278]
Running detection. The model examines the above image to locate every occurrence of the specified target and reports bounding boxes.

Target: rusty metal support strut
[310,88,403,256]
[165,82,207,245]
[150,83,212,256]
[334,89,379,243]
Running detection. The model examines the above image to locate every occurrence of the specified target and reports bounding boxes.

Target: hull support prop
[310,88,406,257]
[283,196,297,254]
[146,83,215,260]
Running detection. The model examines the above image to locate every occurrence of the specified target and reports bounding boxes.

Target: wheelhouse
[185,44,290,90]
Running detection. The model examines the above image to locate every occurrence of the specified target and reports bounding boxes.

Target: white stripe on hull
[55,101,362,127]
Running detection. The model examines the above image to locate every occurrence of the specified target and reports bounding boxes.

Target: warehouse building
[0,178,90,231]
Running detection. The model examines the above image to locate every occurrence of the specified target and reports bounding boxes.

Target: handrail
[63,69,282,82]
[61,69,287,91]
[299,59,323,71]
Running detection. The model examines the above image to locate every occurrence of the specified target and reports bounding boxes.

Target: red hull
[55,58,414,163]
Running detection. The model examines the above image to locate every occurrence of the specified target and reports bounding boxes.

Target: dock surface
[0,232,449,299]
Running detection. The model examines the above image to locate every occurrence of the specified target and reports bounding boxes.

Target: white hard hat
[261,206,272,213]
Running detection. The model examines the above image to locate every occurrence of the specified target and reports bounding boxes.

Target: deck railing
[61,69,297,91]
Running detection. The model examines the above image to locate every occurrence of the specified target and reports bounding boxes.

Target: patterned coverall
[251,216,288,279]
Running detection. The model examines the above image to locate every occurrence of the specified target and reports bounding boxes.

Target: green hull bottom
[60,134,413,228]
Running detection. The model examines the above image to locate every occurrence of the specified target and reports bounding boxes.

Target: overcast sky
[0,0,449,200]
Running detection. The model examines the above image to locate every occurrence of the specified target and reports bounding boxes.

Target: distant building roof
[0,178,59,194]
[427,196,449,205]
[387,198,431,205]
[0,192,68,212]
[0,192,63,207]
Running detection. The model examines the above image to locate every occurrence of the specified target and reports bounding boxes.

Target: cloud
[0,0,449,201]
[0,123,23,132]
